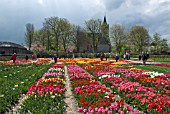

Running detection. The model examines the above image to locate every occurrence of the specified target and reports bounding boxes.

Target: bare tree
[70,25,84,52]
[25,23,34,51]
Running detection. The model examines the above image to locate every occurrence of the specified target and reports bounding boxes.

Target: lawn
[133,64,170,74]
[149,58,170,64]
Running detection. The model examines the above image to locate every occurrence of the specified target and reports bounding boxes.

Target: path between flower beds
[64,66,80,114]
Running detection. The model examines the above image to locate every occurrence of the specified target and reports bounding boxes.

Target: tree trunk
[92,33,95,53]
[47,34,50,51]
[55,34,58,57]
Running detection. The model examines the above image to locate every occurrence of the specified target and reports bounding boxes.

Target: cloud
[0,0,170,44]
[102,0,124,10]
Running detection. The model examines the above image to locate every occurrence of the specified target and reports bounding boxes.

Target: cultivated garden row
[0,58,169,114]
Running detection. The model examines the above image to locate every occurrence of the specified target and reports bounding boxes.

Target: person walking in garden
[12,53,17,63]
[25,54,28,61]
[100,53,103,61]
[32,54,35,60]
[115,54,119,62]
[54,54,57,63]
[128,53,131,60]
[142,52,147,65]
[126,52,128,60]
[139,54,142,61]
[123,54,126,60]
[146,52,149,60]
[105,53,108,61]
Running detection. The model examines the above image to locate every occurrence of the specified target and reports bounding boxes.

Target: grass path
[133,65,170,74]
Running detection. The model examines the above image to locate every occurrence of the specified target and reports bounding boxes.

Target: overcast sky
[0,0,170,45]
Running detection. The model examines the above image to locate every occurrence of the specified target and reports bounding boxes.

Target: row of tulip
[0,58,52,65]
[154,63,170,68]
[0,64,51,113]
[18,63,66,113]
[68,64,140,114]
[80,63,170,114]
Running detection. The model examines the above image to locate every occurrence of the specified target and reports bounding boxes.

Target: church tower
[97,16,111,52]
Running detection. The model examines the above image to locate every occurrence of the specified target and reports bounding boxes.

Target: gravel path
[64,66,79,114]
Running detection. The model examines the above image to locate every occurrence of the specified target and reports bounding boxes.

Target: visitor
[100,53,103,61]
[126,52,128,60]
[138,54,142,61]
[115,54,119,62]
[146,52,149,60]
[142,52,147,65]
[123,54,126,60]
[32,54,35,60]
[72,53,75,58]
[25,54,28,61]
[105,53,108,61]
[128,53,131,60]
[59,54,61,59]
[12,53,17,63]
[54,54,57,63]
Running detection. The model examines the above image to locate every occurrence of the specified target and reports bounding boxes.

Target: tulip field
[0,58,170,114]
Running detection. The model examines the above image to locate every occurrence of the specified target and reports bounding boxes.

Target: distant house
[0,42,27,55]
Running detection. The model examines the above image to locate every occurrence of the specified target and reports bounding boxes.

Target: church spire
[103,15,107,24]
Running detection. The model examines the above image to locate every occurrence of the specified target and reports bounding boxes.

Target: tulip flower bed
[18,63,66,114]
[0,58,52,65]
[154,63,170,68]
[81,63,170,114]
[0,64,51,113]
[68,64,139,114]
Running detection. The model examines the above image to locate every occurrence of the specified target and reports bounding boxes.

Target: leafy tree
[42,26,51,51]
[25,23,34,51]
[128,26,150,53]
[59,18,72,53]
[43,17,61,56]
[160,38,168,53]
[85,19,102,52]
[110,24,127,54]
[152,33,161,53]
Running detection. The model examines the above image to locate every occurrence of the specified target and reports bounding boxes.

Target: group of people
[123,53,131,60]
[11,53,36,63]
[100,53,120,62]
[11,52,150,65]
[100,53,110,61]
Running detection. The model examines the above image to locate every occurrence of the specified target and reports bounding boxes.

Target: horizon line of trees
[25,16,169,56]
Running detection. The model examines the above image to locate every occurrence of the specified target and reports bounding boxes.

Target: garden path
[64,66,79,114]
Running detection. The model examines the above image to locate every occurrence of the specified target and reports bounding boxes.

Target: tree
[160,38,168,53]
[70,25,80,52]
[59,18,72,53]
[110,24,127,54]
[41,27,51,51]
[70,25,88,53]
[43,17,61,56]
[152,33,161,53]
[128,26,150,53]
[33,29,47,49]
[85,19,102,52]
[25,23,34,51]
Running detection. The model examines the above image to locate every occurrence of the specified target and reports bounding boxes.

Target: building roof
[0,41,26,49]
